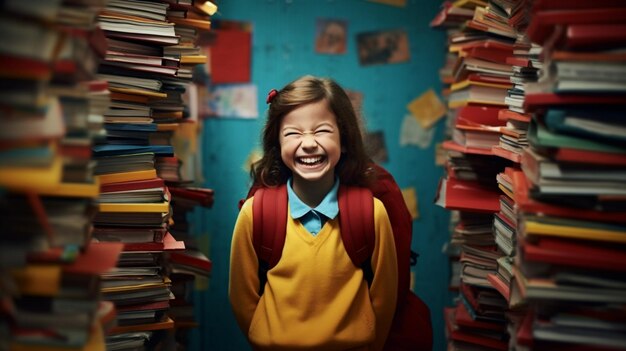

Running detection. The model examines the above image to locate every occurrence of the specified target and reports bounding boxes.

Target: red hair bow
[266,89,278,104]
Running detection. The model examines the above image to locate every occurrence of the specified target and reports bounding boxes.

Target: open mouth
[297,155,326,167]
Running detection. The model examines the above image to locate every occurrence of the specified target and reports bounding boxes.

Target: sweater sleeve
[369,199,398,351]
[228,198,261,337]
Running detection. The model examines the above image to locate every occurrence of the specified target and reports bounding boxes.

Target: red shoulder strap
[252,184,288,269]
[338,185,375,267]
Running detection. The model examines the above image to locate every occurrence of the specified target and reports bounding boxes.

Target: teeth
[299,156,322,164]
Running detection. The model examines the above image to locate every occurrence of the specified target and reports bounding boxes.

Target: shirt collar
[287,177,339,220]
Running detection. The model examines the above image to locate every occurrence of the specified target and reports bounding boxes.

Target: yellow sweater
[229,197,398,351]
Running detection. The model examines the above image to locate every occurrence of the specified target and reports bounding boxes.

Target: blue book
[92,144,174,157]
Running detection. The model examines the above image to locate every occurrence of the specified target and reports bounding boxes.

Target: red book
[116,300,169,313]
[435,177,501,213]
[512,170,626,223]
[123,232,184,252]
[442,140,495,156]
[521,237,626,272]
[523,93,626,113]
[553,147,626,166]
[170,250,212,273]
[561,23,626,50]
[487,273,510,302]
[169,187,215,207]
[0,54,52,79]
[531,0,626,12]
[467,47,514,65]
[456,105,506,127]
[63,242,124,275]
[526,8,626,45]
[455,300,507,332]
[444,307,508,351]
[497,109,531,123]
[100,177,165,193]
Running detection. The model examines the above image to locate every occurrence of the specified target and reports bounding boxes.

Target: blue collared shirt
[287,178,340,235]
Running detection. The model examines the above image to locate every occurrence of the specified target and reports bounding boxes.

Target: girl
[229,75,398,350]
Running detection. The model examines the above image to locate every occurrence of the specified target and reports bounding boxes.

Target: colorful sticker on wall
[356,29,410,66]
[400,114,434,149]
[367,0,407,7]
[364,130,388,164]
[407,88,446,129]
[401,186,419,220]
[315,19,347,55]
[201,84,258,119]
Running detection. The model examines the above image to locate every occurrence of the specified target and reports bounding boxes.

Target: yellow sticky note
[401,187,420,220]
[243,148,263,173]
[407,88,447,129]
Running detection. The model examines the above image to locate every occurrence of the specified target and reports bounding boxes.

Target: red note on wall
[210,28,251,84]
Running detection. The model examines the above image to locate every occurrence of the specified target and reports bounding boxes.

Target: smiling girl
[229,75,397,350]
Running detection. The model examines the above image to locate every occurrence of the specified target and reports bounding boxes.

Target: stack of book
[88,1,215,350]
[431,0,532,349]
[0,1,125,350]
[508,1,626,350]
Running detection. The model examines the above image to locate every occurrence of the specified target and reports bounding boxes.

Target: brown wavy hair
[251,75,375,187]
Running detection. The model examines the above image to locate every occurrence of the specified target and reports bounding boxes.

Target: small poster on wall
[356,29,410,66]
[315,19,348,54]
[200,84,258,119]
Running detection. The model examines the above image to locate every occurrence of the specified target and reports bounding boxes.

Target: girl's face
[279,99,342,189]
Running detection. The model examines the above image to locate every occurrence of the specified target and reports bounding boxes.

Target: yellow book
[498,184,514,200]
[196,0,218,15]
[96,169,157,185]
[452,0,487,8]
[157,123,180,131]
[108,86,167,99]
[98,201,170,213]
[12,265,61,296]
[180,55,208,64]
[450,78,512,91]
[38,179,100,198]
[0,156,62,192]
[169,17,211,31]
[448,98,507,109]
[524,219,626,244]
[101,279,169,293]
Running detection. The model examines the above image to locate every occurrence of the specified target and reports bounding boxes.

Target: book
[435,177,502,213]
[521,236,626,272]
[169,250,212,276]
[521,215,626,244]
[512,169,626,222]
[96,169,157,184]
[93,225,166,243]
[98,201,170,213]
[521,147,626,185]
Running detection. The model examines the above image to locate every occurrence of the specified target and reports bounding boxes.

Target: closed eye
[315,129,332,135]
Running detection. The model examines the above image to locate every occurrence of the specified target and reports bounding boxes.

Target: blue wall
[194,1,452,350]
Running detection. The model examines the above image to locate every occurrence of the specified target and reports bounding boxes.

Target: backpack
[240,164,433,351]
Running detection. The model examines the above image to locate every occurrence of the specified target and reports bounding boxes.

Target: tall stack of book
[435,0,626,350]
[89,1,215,350]
[431,0,530,350]
[508,1,626,350]
[0,1,124,350]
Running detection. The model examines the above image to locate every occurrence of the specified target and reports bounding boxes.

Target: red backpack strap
[338,185,375,268]
[252,184,288,270]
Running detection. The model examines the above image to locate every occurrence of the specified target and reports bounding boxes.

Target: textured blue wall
[194,1,452,350]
